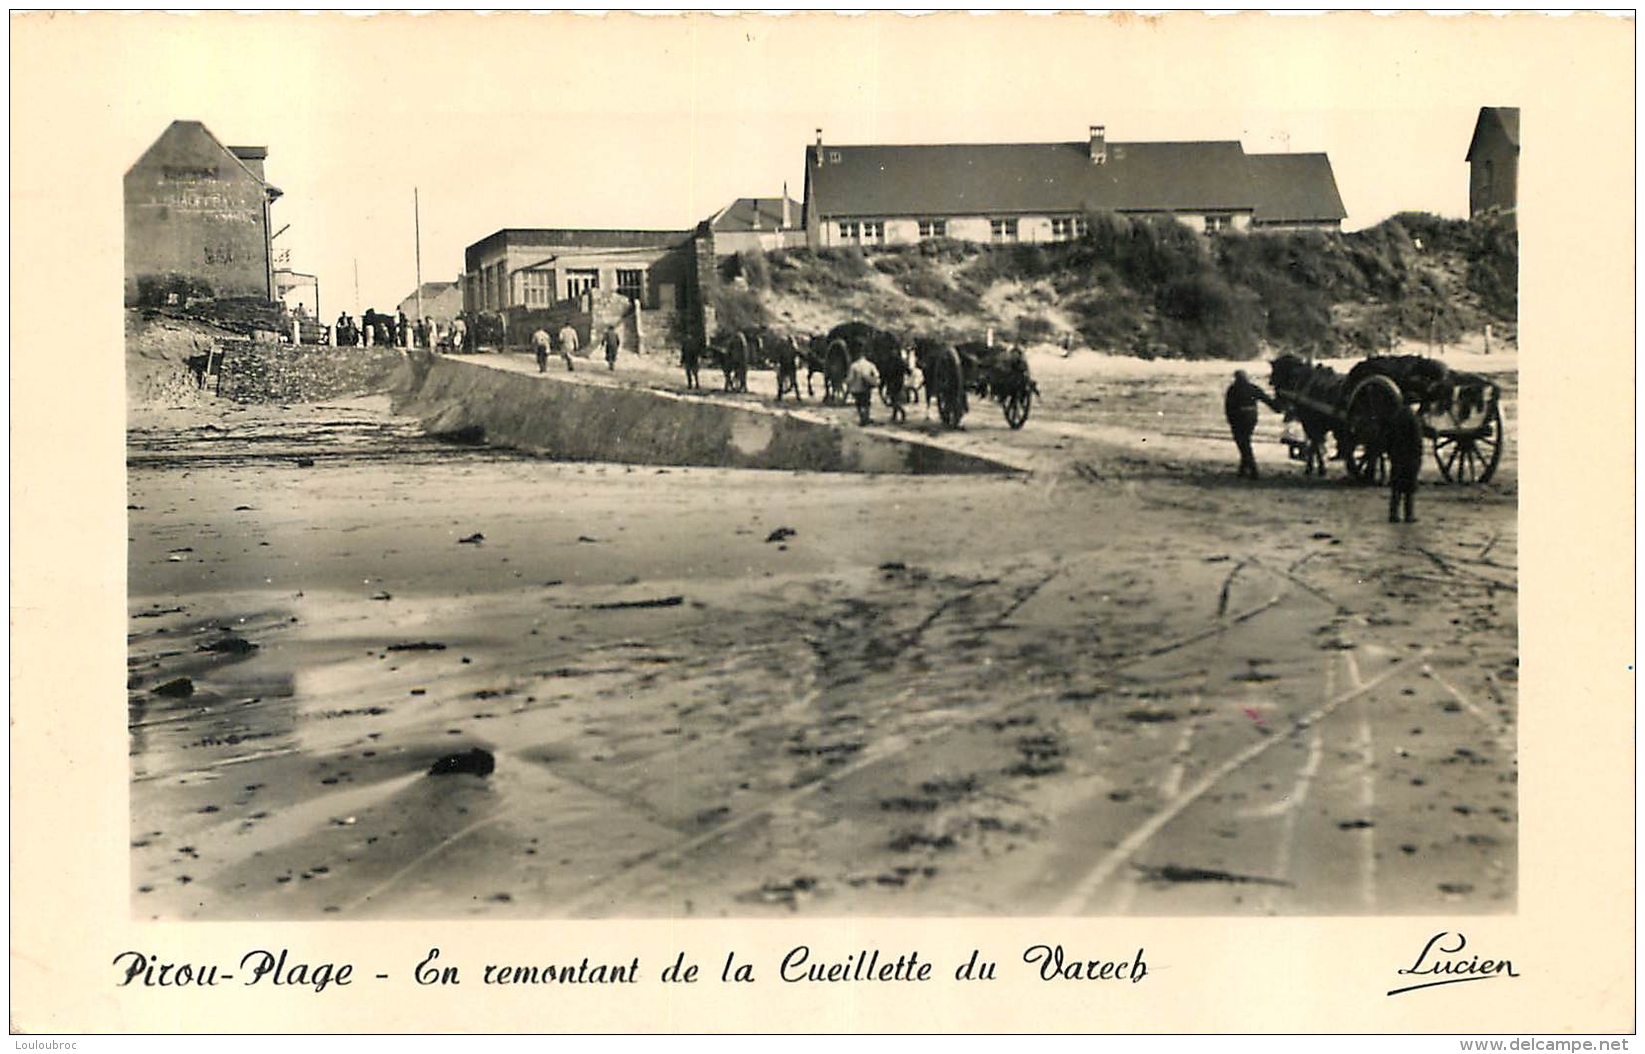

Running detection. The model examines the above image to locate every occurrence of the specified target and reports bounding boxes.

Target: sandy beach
[128,347,1518,919]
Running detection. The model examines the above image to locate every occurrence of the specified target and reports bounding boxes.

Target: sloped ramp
[393,352,1021,475]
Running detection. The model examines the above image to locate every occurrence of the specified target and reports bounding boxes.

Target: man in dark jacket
[1225,370,1278,478]
[601,325,620,371]
[1387,403,1424,523]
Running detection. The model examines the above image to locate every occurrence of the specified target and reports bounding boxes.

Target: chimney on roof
[1089,126,1106,165]
[752,201,762,231]
[816,128,824,167]
[782,182,791,228]
[229,145,268,182]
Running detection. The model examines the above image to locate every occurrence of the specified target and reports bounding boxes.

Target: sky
[88,12,1551,314]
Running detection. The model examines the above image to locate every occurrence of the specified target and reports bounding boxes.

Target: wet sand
[128,349,1518,919]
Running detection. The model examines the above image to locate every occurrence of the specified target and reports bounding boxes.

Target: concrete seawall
[391,351,1020,475]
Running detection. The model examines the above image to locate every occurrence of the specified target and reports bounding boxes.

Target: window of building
[990,218,1019,243]
[838,220,885,245]
[1204,214,1232,234]
[566,269,599,299]
[522,271,553,307]
[1050,217,1087,241]
[616,268,644,303]
[918,219,947,240]
[828,151,842,164]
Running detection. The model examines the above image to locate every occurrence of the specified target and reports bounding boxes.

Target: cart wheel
[1003,389,1031,429]
[1433,403,1504,484]
[1345,441,1389,485]
[1344,374,1402,486]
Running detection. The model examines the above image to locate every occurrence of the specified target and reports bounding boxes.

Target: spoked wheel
[1345,441,1389,484]
[1002,388,1031,429]
[1343,374,1402,487]
[1433,403,1503,484]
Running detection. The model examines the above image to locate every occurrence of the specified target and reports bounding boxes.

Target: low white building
[801,125,1347,249]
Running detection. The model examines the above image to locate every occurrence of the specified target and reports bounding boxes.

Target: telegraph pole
[414,187,425,324]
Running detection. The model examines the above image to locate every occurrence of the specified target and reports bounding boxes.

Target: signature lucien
[1386,932,1521,997]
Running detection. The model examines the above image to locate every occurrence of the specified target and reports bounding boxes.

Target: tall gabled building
[124,120,284,305]
[1465,106,1519,216]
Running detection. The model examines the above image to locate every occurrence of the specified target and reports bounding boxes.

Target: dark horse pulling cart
[1270,353,1505,484]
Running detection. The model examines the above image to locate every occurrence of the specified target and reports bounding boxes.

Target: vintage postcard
[9,10,1635,1035]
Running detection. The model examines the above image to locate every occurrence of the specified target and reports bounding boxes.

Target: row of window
[837,217,1089,244]
[515,267,649,308]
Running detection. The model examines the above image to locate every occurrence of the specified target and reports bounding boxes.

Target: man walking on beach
[1225,369,1277,479]
[532,327,553,373]
[845,348,881,426]
[557,322,580,370]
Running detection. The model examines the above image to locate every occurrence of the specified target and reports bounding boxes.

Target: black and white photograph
[10,9,1634,1035]
[120,18,1523,922]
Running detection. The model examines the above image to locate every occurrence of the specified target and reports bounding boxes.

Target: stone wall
[391,351,1015,475]
[217,343,407,403]
[689,221,719,346]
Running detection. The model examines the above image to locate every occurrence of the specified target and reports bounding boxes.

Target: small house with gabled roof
[801,125,1346,249]
[1465,106,1519,216]
[707,191,805,255]
[396,280,464,325]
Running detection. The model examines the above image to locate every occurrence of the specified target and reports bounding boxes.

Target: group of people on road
[1225,367,1422,523]
[531,323,621,373]
[333,310,464,352]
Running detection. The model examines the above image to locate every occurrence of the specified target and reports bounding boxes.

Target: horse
[715,330,750,393]
[1269,353,1346,476]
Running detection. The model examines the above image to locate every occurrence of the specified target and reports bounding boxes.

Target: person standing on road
[1225,369,1277,479]
[1387,403,1424,524]
[600,324,620,371]
[845,348,881,426]
[451,315,468,354]
[532,327,553,373]
[557,322,580,369]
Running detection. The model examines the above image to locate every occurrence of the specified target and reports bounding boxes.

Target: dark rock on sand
[429,747,495,777]
[200,634,258,654]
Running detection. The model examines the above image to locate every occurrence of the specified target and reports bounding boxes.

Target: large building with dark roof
[1465,106,1519,216]
[801,125,1347,249]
